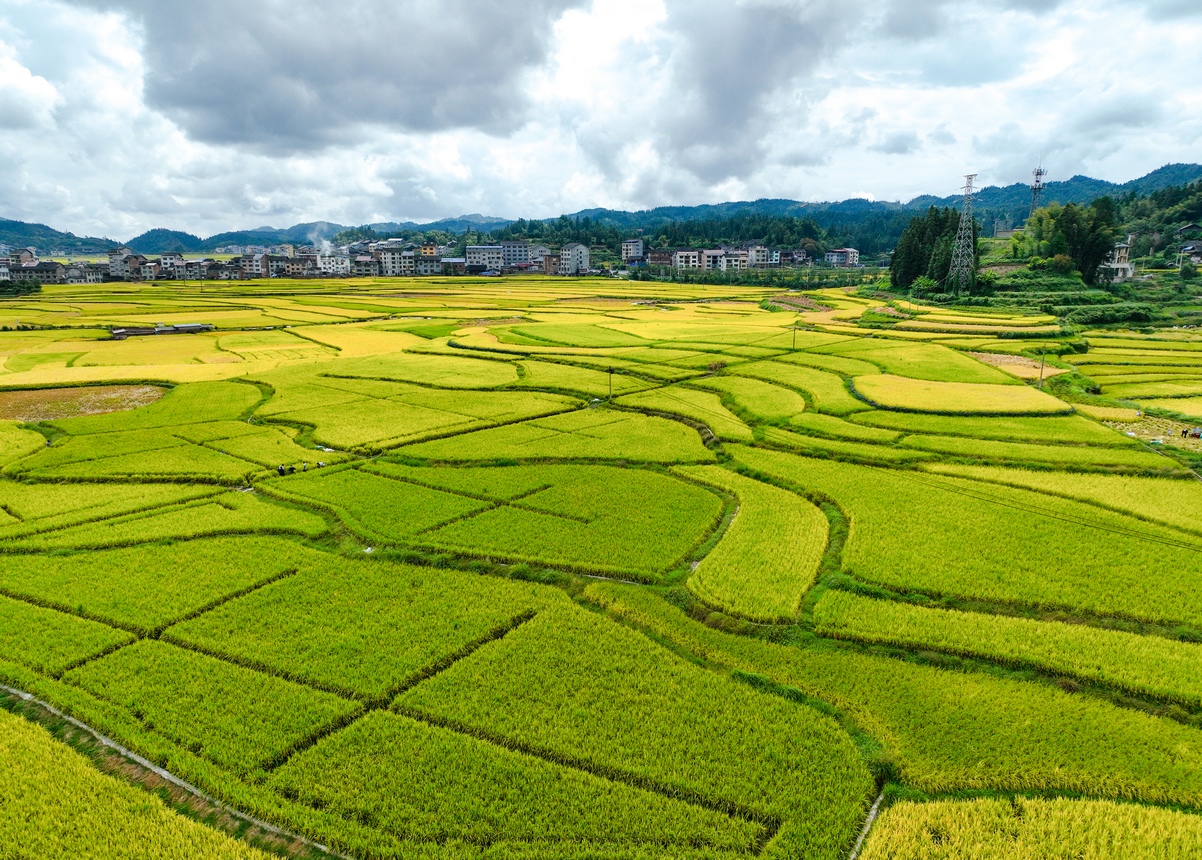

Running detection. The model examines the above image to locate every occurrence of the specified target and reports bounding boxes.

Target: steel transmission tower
[1030,162,1047,217]
[947,174,977,296]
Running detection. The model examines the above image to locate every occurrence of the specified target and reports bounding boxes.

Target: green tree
[889,207,978,293]
[1047,198,1120,285]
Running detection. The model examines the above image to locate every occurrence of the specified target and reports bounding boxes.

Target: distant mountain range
[4,164,1200,255]
[560,164,1202,231]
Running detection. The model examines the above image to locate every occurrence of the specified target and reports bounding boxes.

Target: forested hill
[907,163,1202,220]
[0,219,117,254]
[563,164,1202,231]
[4,164,1199,256]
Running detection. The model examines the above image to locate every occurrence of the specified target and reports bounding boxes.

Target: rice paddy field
[1,275,1201,859]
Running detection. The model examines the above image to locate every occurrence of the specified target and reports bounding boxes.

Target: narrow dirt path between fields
[0,683,348,860]
[848,789,885,860]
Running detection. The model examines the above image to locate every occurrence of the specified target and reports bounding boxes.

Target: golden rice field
[0,275,1200,859]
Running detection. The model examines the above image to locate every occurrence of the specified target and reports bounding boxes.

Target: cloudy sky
[1,0,1199,240]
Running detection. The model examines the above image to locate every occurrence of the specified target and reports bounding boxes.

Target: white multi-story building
[107,247,135,278]
[559,243,590,275]
[64,264,102,283]
[702,249,725,270]
[318,254,351,276]
[721,250,750,272]
[621,238,644,261]
[466,245,504,271]
[0,262,10,281]
[672,249,701,269]
[1100,235,1136,282]
[824,248,860,267]
[528,245,552,264]
[379,247,414,277]
[499,241,529,267]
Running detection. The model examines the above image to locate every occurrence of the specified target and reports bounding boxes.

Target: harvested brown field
[0,385,165,421]
[968,351,1070,380]
[1105,415,1202,454]
[769,294,826,311]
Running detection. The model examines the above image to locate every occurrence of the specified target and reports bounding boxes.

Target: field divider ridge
[150,567,302,638]
[261,609,540,773]
[51,636,141,679]
[0,585,147,636]
[391,700,782,855]
[891,469,1202,551]
[0,486,229,547]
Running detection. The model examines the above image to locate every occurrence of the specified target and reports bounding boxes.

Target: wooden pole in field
[608,367,614,400]
[1037,352,1046,389]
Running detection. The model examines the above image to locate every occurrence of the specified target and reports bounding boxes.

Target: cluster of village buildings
[0,236,861,285]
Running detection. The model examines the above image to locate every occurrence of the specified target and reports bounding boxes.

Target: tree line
[891,198,1124,294]
[332,211,918,259]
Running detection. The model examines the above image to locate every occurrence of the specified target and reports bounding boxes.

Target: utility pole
[607,367,614,400]
[1037,351,1047,389]
[947,174,977,297]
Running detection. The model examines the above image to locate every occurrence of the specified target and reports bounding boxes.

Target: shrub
[1065,303,1156,325]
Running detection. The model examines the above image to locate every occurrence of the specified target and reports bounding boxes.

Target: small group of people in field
[277,461,326,476]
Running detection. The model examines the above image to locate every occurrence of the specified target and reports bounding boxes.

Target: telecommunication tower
[1030,161,1047,216]
[947,174,977,296]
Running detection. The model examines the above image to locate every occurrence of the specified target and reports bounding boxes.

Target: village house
[466,245,504,272]
[559,243,590,275]
[415,256,442,276]
[9,248,36,268]
[747,245,778,267]
[69,264,105,283]
[499,240,530,267]
[268,256,308,277]
[824,248,860,267]
[379,246,415,277]
[237,253,268,277]
[16,261,67,284]
[621,238,644,262]
[352,255,381,277]
[1100,235,1136,281]
[722,249,750,271]
[672,249,701,269]
[318,253,351,276]
[107,247,136,278]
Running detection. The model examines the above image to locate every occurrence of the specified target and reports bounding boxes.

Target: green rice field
[1,275,1201,858]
